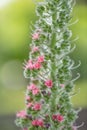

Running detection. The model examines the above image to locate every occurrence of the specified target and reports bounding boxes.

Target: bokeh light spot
[1,60,27,89]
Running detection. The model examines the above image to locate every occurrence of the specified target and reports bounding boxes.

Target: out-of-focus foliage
[0,0,36,63]
[77,0,87,4]
[71,5,87,81]
[0,0,36,114]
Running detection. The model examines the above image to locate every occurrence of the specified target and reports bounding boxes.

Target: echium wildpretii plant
[15,0,82,130]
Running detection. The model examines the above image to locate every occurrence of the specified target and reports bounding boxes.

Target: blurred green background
[0,0,87,130]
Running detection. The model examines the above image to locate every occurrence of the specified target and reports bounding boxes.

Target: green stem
[51,13,57,79]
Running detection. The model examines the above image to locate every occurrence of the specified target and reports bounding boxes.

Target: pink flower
[52,114,64,122]
[45,80,53,88]
[60,84,65,88]
[32,119,44,127]
[33,62,41,69]
[32,120,38,126]
[37,119,44,127]
[33,103,42,111]
[32,33,39,40]
[27,84,36,91]
[24,59,42,70]
[24,60,34,70]
[28,63,34,70]
[27,84,39,95]
[38,55,44,63]
[52,114,58,120]
[32,88,39,95]
[16,110,27,118]
[57,114,64,122]
[32,46,39,53]
[27,103,33,108]
[26,96,31,101]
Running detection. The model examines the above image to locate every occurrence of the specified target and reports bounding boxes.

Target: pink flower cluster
[32,119,44,127]
[45,80,53,88]
[24,55,44,70]
[16,110,27,118]
[27,102,42,111]
[26,84,42,111]
[52,114,64,122]
[27,84,39,95]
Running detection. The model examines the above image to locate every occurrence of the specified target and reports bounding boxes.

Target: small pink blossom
[32,119,44,127]
[52,114,58,120]
[32,120,38,126]
[33,103,42,111]
[45,80,53,88]
[32,88,39,95]
[32,33,39,40]
[57,114,64,122]
[28,63,34,70]
[16,110,27,118]
[60,84,65,88]
[26,96,31,101]
[27,103,33,108]
[38,55,44,63]
[24,60,42,70]
[33,62,41,69]
[32,46,39,53]
[24,60,34,70]
[52,114,64,122]
[27,84,36,91]
[37,119,44,127]
[27,84,39,95]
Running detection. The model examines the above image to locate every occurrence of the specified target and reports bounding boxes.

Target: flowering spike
[15,0,80,130]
